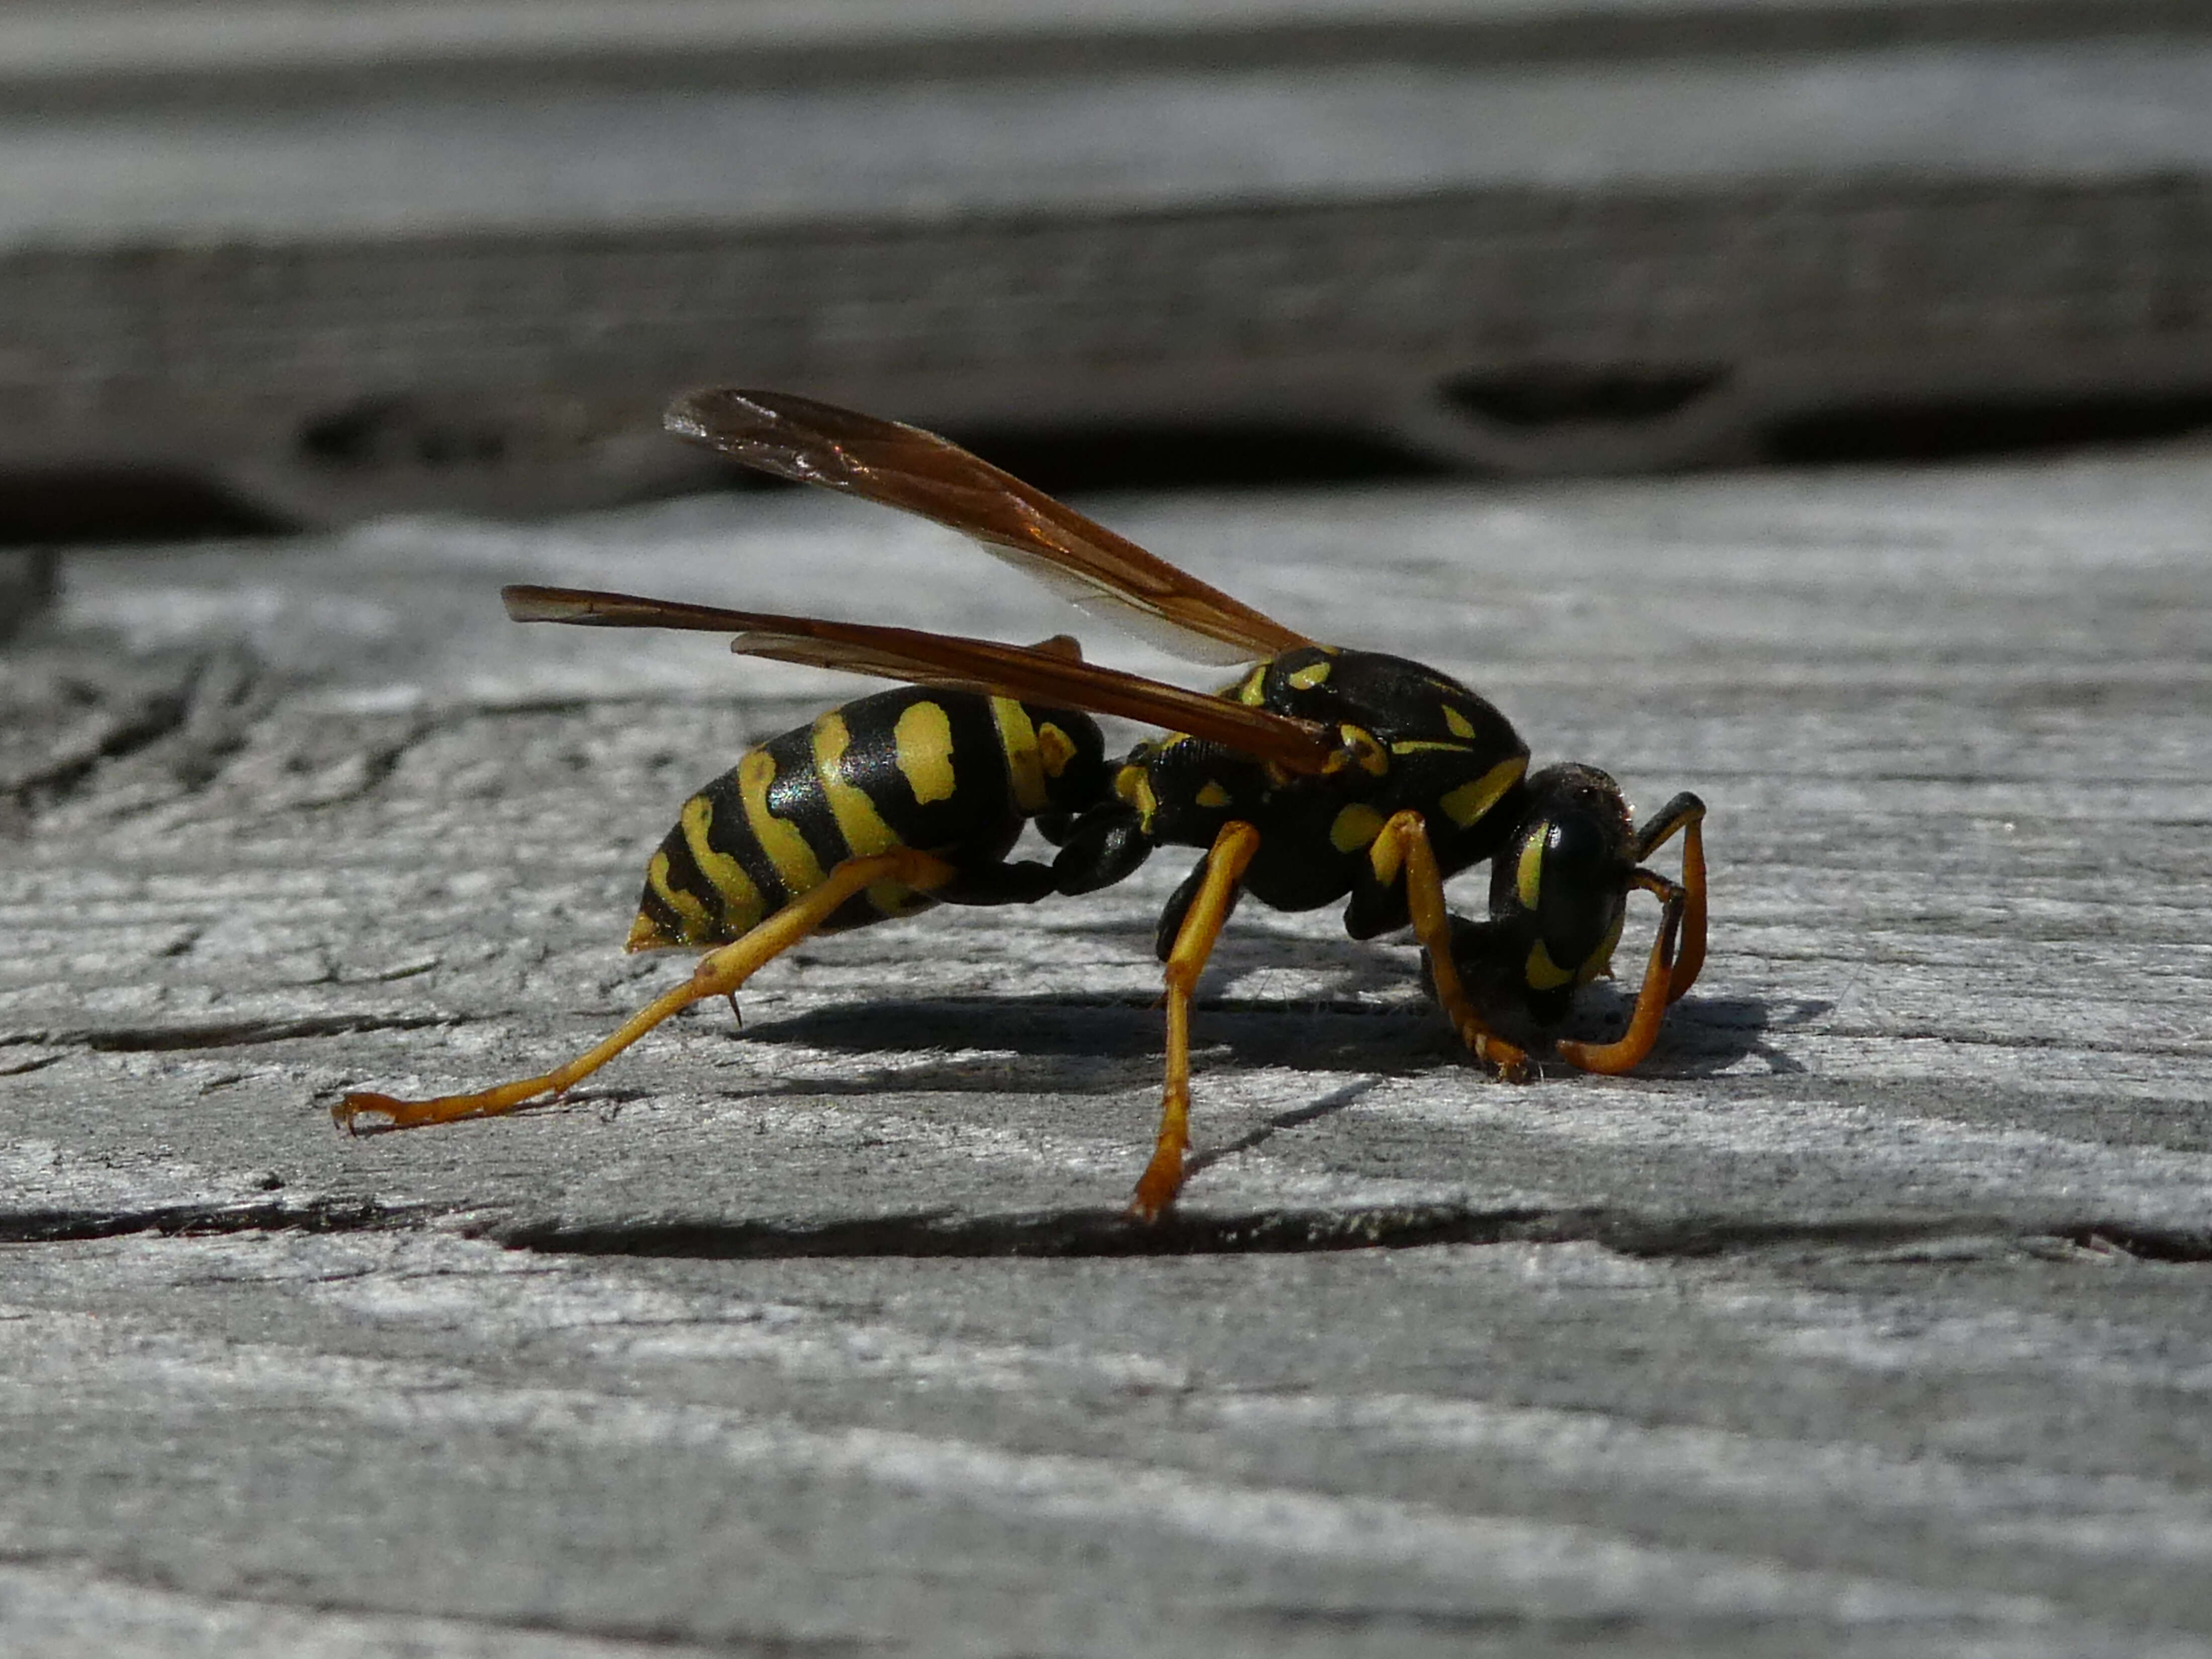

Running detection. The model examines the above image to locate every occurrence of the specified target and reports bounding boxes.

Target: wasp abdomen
[631,686,1104,949]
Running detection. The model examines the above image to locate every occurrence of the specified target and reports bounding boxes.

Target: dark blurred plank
[2,2,2210,522]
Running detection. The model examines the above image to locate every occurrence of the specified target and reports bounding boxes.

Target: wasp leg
[1370,809,1530,1081]
[1129,820,1260,1222]
[1554,872,1684,1075]
[1632,792,1706,1003]
[334,846,959,1134]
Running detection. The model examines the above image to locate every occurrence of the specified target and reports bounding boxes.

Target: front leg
[1128,820,1260,1222]
[1554,871,1685,1074]
[1632,792,1707,1003]
[1367,809,1530,1080]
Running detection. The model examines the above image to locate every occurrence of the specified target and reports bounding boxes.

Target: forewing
[664,388,1313,666]
[502,585,1337,773]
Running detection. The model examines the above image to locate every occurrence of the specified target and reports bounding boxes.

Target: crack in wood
[2,685,192,805]
[10,1190,2208,1266]
[472,1207,2212,1264]
[3,648,265,817]
[0,1012,462,1053]
[0,1195,428,1245]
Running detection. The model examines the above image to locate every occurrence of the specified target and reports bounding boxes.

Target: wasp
[337,391,1707,1219]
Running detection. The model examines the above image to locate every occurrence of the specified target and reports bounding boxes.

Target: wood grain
[3,448,2209,1654]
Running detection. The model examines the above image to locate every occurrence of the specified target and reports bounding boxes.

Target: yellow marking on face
[812,711,902,857]
[1330,802,1385,854]
[1525,939,1576,991]
[1037,721,1078,779]
[1114,763,1159,831]
[739,747,826,893]
[1339,724,1389,776]
[1286,659,1331,690]
[1391,739,1467,756]
[1515,828,1545,912]
[1440,756,1527,828]
[988,697,1048,814]
[1576,911,1626,987]
[681,794,766,929]
[1235,666,1269,707]
[892,700,959,805]
[1195,780,1232,811]
[1443,705,1478,741]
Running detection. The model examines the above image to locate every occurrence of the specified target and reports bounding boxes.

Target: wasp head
[1435,763,1637,1033]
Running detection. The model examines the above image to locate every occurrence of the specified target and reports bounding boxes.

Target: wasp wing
[502,585,1338,774]
[664,388,1313,667]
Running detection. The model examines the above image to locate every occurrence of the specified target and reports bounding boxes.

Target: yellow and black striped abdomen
[629,685,1101,950]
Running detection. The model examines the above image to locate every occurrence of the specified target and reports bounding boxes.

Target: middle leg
[1128,820,1260,1222]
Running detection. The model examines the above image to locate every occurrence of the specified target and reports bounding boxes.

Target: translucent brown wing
[664,388,1313,667]
[502,585,1338,774]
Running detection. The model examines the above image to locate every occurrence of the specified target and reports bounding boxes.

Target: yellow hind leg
[334,846,956,1133]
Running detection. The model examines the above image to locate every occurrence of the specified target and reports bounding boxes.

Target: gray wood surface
[4,447,2211,1655]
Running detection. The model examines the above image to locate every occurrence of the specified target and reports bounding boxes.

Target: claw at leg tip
[332,1092,399,1135]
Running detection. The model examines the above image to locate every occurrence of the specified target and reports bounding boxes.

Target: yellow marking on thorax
[989,697,1049,815]
[1515,829,1545,911]
[1286,660,1331,690]
[1234,665,1269,707]
[1439,756,1527,828]
[1037,722,1078,779]
[1115,762,1159,831]
[893,701,959,805]
[812,711,902,856]
[1330,802,1385,854]
[681,794,767,929]
[1338,724,1389,777]
[1391,738,1468,756]
[1525,939,1576,991]
[1443,705,1478,741]
[738,748,826,893]
[1195,780,1232,810]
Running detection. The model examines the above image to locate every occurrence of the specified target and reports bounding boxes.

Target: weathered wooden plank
[2,447,2209,1653]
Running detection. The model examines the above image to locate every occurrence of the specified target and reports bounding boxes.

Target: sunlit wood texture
[4,446,2209,1653]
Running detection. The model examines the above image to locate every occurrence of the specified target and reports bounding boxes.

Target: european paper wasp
[336,391,1707,1219]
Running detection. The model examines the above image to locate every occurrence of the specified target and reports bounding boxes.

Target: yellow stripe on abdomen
[893,701,959,805]
[635,848,715,948]
[738,747,827,895]
[811,711,902,859]
[680,794,767,933]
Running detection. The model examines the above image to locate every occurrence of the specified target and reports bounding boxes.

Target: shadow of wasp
[338,390,1706,1219]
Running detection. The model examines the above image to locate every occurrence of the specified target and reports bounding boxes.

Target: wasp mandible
[337,391,1707,1219]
